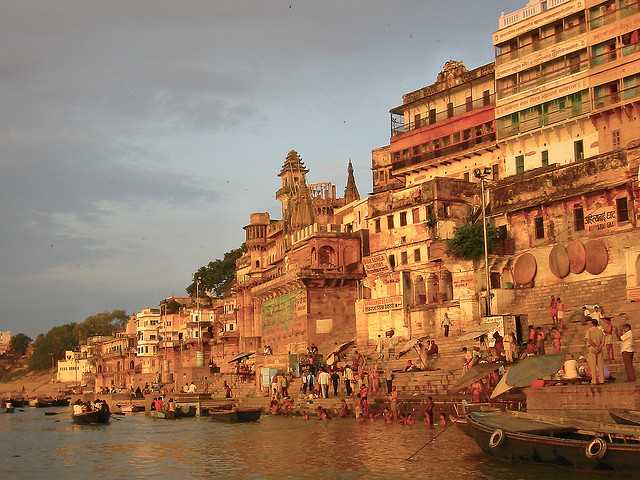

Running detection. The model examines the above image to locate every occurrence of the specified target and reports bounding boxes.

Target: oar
[405,424,450,461]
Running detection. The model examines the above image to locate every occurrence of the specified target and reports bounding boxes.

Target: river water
[0,407,619,479]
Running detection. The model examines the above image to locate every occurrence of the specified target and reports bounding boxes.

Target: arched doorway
[441,270,454,302]
[427,273,440,303]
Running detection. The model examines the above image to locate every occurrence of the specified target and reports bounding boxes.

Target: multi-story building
[355,60,506,345]
[234,151,364,355]
[56,350,92,384]
[494,0,640,176]
[388,60,499,185]
[135,307,160,375]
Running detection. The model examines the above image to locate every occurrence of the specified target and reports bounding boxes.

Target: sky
[0,0,516,336]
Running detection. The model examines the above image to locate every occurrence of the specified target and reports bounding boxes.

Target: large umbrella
[490,354,563,399]
[325,340,354,365]
[457,327,496,343]
[228,352,255,364]
[397,336,428,357]
[449,362,503,393]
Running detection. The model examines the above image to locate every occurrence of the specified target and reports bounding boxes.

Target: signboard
[362,296,403,314]
[585,206,617,233]
[363,253,391,276]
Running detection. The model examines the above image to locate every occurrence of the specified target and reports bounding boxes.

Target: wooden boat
[71,409,111,424]
[209,407,262,423]
[609,409,640,427]
[118,404,145,413]
[35,397,68,408]
[148,406,196,419]
[457,409,640,471]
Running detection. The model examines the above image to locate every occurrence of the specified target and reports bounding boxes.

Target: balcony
[495,21,586,66]
[594,83,640,110]
[497,97,591,139]
[392,129,496,172]
[498,0,572,29]
[391,94,494,138]
[590,1,640,30]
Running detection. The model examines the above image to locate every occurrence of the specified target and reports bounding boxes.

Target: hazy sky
[1,0,515,336]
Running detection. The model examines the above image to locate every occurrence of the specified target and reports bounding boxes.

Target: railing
[498,57,586,98]
[497,98,591,138]
[499,0,573,29]
[594,83,640,109]
[392,130,496,171]
[391,94,494,137]
[496,21,586,65]
[590,1,640,29]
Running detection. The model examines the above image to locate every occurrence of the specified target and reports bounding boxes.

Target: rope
[405,424,450,461]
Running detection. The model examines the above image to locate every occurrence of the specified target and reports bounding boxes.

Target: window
[541,150,549,167]
[400,211,407,226]
[535,216,545,239]
[429,108,436,124]
[574,140,584,161]
[400,236,406,244]
[401,251,408,265]
[574,206,585,231]
[466,96,473,112]
[492,164,500,181]
[447,102,454,118]
[515,155,525,174]
[388,255,396,269]
[375,219,381,233]
[483,90,491,106]
[412,208,420,224]
[463,172,470,182]
[612,129,621,149]
[490,272,501,289]
[414,113,421,128]
[617,197,630,223]
[443,202,451,218]
[387,215,394,229]
[414,248,421,262]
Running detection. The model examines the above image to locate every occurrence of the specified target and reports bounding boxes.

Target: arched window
[129,361,135,370]
[427,273,440,303]
[255,260,260,268]
[97,365,103,374]
[318,245,336,267]
[117,361,121,372]
[311,247,317,266]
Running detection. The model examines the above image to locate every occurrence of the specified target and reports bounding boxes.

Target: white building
[0,330,11,355]
[135,308,160,375]
[56,350,92,383]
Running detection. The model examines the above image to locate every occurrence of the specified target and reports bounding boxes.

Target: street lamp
[474,167,493,317]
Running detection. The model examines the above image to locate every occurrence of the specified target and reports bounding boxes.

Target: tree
[28,310,129,371]
[446,222,500,261]
[186,245,246,298]
[10,333,32,356]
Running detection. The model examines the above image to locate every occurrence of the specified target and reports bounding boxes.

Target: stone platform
[525,382,640,422]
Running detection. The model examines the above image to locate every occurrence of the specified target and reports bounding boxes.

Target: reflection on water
[0,408,620,479]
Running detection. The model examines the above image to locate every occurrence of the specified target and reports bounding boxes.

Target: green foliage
[186,244,246,298]
[28,310,128,371]
[446,222,499,261]
[10,333,32,355]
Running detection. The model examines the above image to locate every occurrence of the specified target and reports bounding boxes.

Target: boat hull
[609,409,640,427]
[210,408,262,423]
[72,410,111,424]
[458,415,640,471]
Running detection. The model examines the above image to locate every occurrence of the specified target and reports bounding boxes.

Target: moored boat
[118,404,145,413]
[209,407,262,423]
[148,405,196,419]
[457,409,640,472]
[72,409,111,424]
[609,409,640,427]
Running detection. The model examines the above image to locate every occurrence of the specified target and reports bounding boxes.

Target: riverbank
[0,369,59,398]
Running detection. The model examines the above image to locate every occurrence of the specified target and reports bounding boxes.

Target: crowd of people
[72,398,110,415]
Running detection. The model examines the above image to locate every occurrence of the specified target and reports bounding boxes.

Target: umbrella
[490,354,563,399]
[457,327,496,343]
[325,340,354,365]
[228,352,255,364]
[449,362,503,393]
[397,336,428,357]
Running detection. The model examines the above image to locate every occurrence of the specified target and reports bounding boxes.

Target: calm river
[0,408,620,479]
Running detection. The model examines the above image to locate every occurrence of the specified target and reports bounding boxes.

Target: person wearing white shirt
[318,369,330,398]
[620,323,635,382]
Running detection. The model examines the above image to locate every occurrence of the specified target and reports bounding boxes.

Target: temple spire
[344,159,360,204]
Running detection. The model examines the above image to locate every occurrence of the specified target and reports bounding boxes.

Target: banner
[362,253,391,276]
[362,295,403,313]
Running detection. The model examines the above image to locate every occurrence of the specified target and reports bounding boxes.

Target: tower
[276,150,315,232]
[343,160,360,204]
